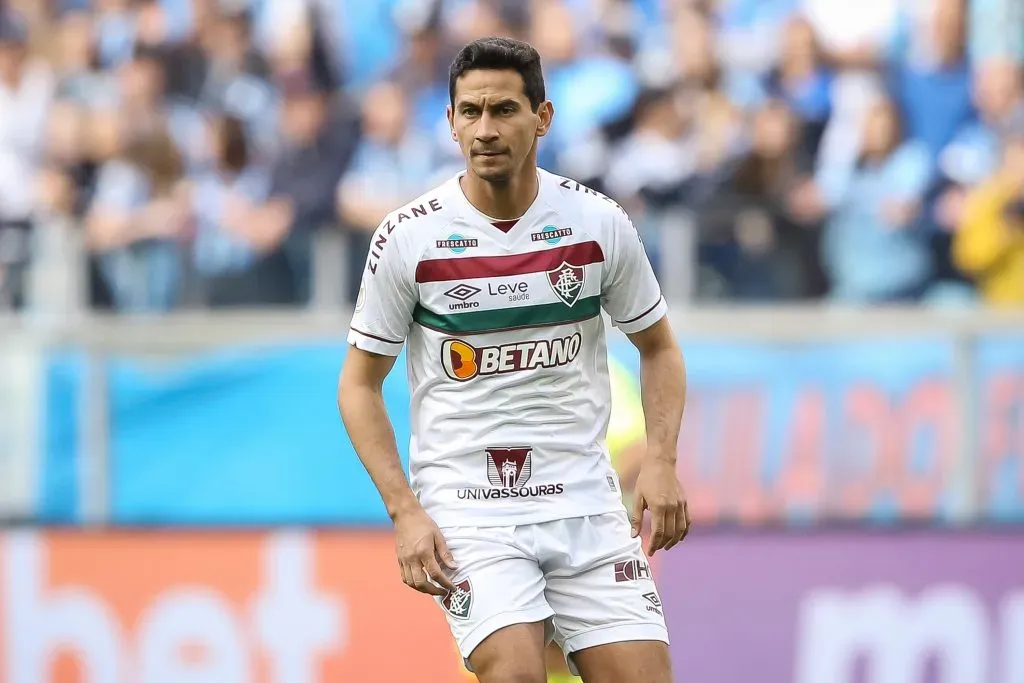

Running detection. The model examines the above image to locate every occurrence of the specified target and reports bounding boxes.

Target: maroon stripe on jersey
[616,296,664,325]
[491,219,518,233]
[350,326,403,345]
[416,240,605,283]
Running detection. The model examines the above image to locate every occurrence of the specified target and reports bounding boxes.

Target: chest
[411,220,608,335]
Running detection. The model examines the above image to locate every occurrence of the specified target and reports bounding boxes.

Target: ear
[446,105,457,141]
[535,101,555,138]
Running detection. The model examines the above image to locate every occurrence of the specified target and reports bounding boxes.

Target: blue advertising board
[37,334,1024,525]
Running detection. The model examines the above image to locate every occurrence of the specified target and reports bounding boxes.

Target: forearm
[638,344,687,464]
[338,383,420,520]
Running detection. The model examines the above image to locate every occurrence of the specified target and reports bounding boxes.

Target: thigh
[436,525,554,676]
[573,640,673,683]
[469,622,548,683]
[542,512,671,677]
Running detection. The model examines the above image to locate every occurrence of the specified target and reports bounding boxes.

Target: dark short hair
[449,37,546,111]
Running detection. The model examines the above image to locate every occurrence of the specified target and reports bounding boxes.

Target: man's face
[448,68,552,183]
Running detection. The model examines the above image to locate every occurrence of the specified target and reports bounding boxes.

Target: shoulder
[542,169,633,235]
[365,176,460,273]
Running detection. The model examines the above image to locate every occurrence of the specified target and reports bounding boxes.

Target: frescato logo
[441,334,582,381]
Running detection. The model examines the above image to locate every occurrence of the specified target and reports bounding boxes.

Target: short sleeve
[600,208,667,334]
[347,220,417,356]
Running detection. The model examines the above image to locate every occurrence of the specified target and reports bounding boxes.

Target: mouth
[474,151,507,157]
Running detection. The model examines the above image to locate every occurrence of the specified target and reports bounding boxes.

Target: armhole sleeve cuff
[612,296,668,334]
[347,327,405,356]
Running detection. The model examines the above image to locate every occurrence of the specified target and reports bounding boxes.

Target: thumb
[631,495,645,538]
[435,530,457,570]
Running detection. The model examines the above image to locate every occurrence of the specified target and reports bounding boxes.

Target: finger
[434,530,458,570]
[424,556,457,593]
[399,560,413,589]
[659,503,679,554]
[647,504,667,556]
[665,502,687,551]
[631,495,646,538]
[409,563,445,596]
[682,501,692,540]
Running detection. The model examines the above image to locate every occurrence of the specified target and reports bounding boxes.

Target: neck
[460,162,539,220]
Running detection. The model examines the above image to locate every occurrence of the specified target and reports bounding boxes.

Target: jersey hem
[430,501,626,530]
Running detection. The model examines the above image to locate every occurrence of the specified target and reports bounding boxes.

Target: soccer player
[339,37,690,683]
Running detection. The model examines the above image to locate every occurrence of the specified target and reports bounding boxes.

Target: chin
[473,163,516,184]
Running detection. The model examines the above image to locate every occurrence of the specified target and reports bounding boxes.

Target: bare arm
[627,316,687,464]
[337,183,399,233]
[338,344,457,595]
[337,346,420,520]
[625,315,690,554]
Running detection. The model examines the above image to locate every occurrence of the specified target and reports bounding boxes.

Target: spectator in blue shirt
[791,96,935,302]
[189,114,284,307]
[85,124,188,312]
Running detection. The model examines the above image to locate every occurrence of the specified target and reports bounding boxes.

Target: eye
[461,106,479,118]
[499,104,516,115]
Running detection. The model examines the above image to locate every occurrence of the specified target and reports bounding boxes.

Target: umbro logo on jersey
[444,283,481,310]
[441,334,582,381]
[547,261,585,307]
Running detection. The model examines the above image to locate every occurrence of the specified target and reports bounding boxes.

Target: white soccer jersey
[347,168,666,528]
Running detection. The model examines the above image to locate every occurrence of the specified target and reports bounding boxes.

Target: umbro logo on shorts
[643,591,663,616]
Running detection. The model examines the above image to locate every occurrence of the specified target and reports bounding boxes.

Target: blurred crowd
[0,0,1022,313]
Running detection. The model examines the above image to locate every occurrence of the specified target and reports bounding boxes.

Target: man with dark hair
[339,37,689,683]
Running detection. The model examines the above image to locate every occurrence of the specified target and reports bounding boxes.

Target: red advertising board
[0,531,472,682]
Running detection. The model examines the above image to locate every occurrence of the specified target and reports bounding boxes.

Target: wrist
[386,492,422,522]
[644,445,677,467]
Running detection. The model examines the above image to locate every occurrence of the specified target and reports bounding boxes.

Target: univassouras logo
[441,333,582,381]
[458,483,565,500]
[459,448,564,501]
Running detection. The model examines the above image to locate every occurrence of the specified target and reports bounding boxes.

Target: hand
[787,180,827,224]
[393,506,458,596]
[880,199,919,229]
[631,458,690,557]
[935,187,967,231]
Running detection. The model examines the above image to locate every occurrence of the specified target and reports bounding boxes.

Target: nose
[474,112,499,143]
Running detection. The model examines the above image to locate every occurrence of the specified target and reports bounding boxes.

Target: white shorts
[434,510,669,675]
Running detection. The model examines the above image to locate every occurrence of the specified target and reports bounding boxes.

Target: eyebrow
[457,98,521,109]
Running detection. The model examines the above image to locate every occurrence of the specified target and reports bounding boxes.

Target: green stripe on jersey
[413,296,602,334]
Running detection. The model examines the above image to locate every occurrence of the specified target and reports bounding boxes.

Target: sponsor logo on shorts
[547,261,585,306]
[441,333,582,381]
[442,579,473,620]
[531,225,572,244]
[642,591,663,616]
[614,559,651,583]
[436,234,478,253]
[457,448,565,501]
[444,283,481,310]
